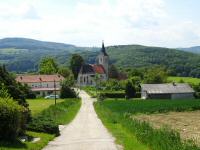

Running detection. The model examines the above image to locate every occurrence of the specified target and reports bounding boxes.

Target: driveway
[43,90,119,150]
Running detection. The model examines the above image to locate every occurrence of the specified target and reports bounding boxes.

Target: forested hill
[81,45,200,77]
[113,45,200,77]
[0,38,98,72]
[0,38,200,77]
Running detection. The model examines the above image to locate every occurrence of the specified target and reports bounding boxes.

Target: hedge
[99,91,141,98]
[0,98,24,141]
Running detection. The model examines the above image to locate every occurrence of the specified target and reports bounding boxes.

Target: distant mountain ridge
[0,37,75,51]
[0,37,200,78]
[179,46,200,54]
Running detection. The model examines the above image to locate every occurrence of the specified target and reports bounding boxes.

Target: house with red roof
[16,74,64,96]
[77,42,109,86]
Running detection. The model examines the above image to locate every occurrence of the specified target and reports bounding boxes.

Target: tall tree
[109,65,119,79]
[39,57,58,74]
[70,54,84,79]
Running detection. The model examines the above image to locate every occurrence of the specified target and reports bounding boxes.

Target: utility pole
[54,80,57,105]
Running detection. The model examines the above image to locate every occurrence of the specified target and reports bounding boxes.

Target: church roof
[101,41,108,56]
[92,64,106,74]
[79,64,106,74]
[79,64,94,74]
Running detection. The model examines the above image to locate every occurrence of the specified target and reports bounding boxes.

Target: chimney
[20,76,23,80]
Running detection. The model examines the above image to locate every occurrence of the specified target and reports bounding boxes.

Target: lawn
[168,76,200,85]
[27,99,64,116]
[94,99,200,150]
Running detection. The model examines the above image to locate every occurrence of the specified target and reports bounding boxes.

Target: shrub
[0,98,24,141]
[60,85,77,98]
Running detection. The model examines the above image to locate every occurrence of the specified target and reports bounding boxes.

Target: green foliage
[0,98,24,141]
[70,54,84,79]
[28,99,80,135]
[143,67,168,83]
[94,100,200,150]
[0,65,30,106]
[101,79,125,91]
[39,57,58,74]
[125,81,136,99]
[0,84,11,98]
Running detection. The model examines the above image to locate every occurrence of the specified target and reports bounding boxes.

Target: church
[77,42,109,86]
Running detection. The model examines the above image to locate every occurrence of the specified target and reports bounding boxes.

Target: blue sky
[0,0,200,47]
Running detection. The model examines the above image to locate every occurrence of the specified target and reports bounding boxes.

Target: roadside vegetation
[94,99,200,150]
[0,61,81,150]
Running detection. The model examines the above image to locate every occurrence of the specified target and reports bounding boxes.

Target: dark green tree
[125,81,136,99]
[39,57,58,74]
[60,80,77,98]
[70,54,84,79]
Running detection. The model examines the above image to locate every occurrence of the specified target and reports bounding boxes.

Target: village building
[77,42,109,86]
[141,83,195,99]
[16,74,64,97]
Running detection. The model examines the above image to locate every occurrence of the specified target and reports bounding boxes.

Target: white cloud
[0,0,199,47]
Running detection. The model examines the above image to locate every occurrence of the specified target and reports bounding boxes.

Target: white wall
[27,81,61,89]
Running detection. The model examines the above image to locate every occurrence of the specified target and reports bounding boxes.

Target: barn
[141,83,195,99]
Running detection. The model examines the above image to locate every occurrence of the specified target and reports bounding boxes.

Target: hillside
[0,38,200,78]
[179,46,200,54]
[0,38,98,72]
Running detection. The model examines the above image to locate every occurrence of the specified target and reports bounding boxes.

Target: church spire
[101,40,108,56]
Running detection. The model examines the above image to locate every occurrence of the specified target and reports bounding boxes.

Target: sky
[0,0,200,48]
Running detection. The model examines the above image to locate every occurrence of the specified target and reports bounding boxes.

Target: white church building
[77,42,109,86]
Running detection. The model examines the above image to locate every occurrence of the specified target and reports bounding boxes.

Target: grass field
[168,76,200,85]
[27,99,64,116]
[94,99,200,150]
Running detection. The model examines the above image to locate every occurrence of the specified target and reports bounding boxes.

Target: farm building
[16,74,64,97]
[141,83,195,99]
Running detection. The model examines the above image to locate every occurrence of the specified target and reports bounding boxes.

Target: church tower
[97,41,109,78]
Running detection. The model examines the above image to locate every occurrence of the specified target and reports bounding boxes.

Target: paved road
[43,90,119,150]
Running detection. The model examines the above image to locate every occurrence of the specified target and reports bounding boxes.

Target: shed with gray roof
[141,83,195,99]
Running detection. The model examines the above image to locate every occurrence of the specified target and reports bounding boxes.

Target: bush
[60,85,77,98]
[0,98,24,141]
[28,116,59,135]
